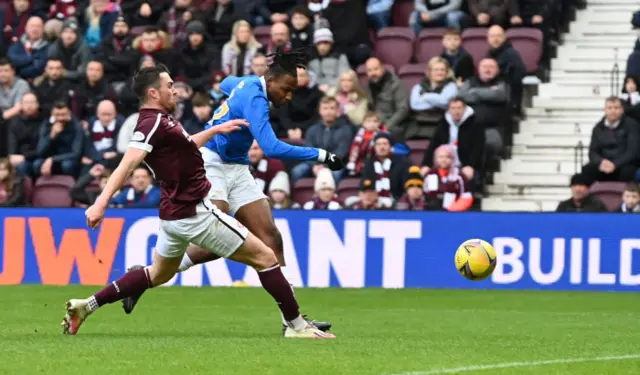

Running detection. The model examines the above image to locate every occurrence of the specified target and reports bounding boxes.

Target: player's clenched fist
[85,203,106,229]
[215,119,249,134]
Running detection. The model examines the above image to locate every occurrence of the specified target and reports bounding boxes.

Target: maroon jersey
[129,108,211,220]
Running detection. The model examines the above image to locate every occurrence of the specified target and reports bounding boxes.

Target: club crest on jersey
[131,131,145,142]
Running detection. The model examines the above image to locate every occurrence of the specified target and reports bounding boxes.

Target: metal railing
[574,141,584,174]
[610,48,620,96]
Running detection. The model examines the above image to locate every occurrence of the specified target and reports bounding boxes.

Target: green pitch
[1,286,639,375]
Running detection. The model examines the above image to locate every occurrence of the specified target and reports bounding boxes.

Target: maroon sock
[93,268,152,307]
[258,264,300,321]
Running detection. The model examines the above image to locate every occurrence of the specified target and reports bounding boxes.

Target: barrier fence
[1,209,639,291]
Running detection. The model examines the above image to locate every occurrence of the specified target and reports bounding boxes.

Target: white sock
[177,254,194,273]
[87,296,99,312]
[288,315,307,331]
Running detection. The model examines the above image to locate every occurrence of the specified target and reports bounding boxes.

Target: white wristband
[317,149,327,162]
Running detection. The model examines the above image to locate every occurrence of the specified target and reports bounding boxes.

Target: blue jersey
[203,75,320,164]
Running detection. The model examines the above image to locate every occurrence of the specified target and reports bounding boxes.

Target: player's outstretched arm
[85,147,148,229]
[191,119,249,148]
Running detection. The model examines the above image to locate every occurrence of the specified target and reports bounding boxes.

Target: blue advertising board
[0,208,639,291]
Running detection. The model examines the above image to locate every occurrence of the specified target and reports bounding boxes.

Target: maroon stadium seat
[254,25,272,47]
[32,175,75,207]
[415,28,447,62]
[293,178,315,206]
[406,139,430,166]
[337,178,361,203]
[461,28,489,67]
[391,1,414,27]
[356,63,396,88]
[130,25,151,37]
[375,27,415,70]
[369,29,377,48]
[589,182,626,212]
[398,63,425,91]
[22,176,33,205]
[505,28,543,74]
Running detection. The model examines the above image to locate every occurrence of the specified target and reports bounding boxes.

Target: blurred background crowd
[0,0,638,213]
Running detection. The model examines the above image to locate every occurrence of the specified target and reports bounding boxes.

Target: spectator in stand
[308,28,350,93]
[322,0,371,67]
[247,140,285,194]
[508,0,548,62]
[268,171,299,209]
[423,144,473,211]
[109,166,161,208]
[69,163,110,206]
[130,27,176,75]
[94,15,133,90]
[366,0,393,31]
[290,96,353,184]
[8,16,48,79]
[556,173,608,213]
[83,99,123,173]
[121,0,171,28]
[457,58,508,162]
[364,57,409,142]
[33,58,72,115]
[303,168,343,210]
[0,157,24,207]
[346,111,386,176]
[159,0,197,49]
[179,20,221,92]
[396,166,426,211]
[583,97,639,184]
[274,67,322,139]
[44,0,77,40]
[260,22,291,57]
[81,0,119,49]
[421,97,483,181]
[326,70,368,126]
[72,60,117,124]
[348,177,392,210]
[183,92,212,135]
[621,75,640,122]
[410,0,465,33]
[8,92,43,176]
[118,55,156,116]
[440,29,474,83]
[47,17,91,83]
[221,20,262,77]
[250,0,299,25]
[464,0,509,28]
[205,0,246,49]
[487,25,526,112]
[251,54,268,76]
[361,132,411,204]
[33,100,83,177]
[615,182,640,213]
[289,6,313,50]
[0,58,30,156]
[0,0,34,55]
[408,57,458,139]
[172,80,194,123]
[208,70,226,111]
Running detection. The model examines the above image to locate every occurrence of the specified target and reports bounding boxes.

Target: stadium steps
[483,0,637,212]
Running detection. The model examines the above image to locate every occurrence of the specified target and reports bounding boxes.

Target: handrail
[574,141,584,174]
[610,48,620,96]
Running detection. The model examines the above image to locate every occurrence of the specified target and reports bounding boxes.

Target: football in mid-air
[455,239,497,281]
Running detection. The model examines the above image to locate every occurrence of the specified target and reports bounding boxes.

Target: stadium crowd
[0,0,603,212]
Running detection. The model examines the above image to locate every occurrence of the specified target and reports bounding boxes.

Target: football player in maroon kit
[60,65,335,339]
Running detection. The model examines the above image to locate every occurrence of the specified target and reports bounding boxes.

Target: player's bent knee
[252,248,278,271]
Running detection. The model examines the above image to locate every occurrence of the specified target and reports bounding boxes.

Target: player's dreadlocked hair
[265,47,309,80]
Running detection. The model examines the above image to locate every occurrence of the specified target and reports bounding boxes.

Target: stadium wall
[0,208,639,291]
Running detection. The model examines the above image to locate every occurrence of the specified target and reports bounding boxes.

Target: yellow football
[454,239,497,281]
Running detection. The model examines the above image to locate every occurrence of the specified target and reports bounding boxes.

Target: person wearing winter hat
[348,177,392,210]
[47,16,92,83]
[308,28,350,92]
[268,171,299,209]
[303,168,343,210]
[396,166,426,210]
[180,20,221,92]
[423,144,473,212]
[94,15,133,87]
[555,173,608,213]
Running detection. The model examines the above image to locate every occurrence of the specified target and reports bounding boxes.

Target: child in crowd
[615,182,640,213]
[290,6,313,50]
[0,157,24,207]
[424,144,473,211]
[396,166,426,211]
[303,168,343,210]
[268,171,299,209]
[346,111,387,176]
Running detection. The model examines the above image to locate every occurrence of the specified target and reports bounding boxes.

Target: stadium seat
[22,176,33,205]
[415,28,447,62]
[589,181,626,211]
[626,51,640,76]
[254,25,272,47]
[461,28,489,67]
[130,25,151,37]
[369,29,377,48]
[405,139,430,166]
[391,0,414,27]
[398,63,425,91]
[505,28,543,74]
[337,178,360,203]
[292,178,315,206]
[356,63,396,88]
[32,175,75,207]
[375,27,415,70]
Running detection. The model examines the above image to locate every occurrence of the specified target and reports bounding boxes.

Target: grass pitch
[1,286,639,375]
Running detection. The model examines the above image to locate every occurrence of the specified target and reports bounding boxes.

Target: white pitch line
[386,354,640,375]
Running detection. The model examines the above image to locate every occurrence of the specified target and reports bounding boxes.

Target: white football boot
[61,299,92,335]
[284,322,336,339]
